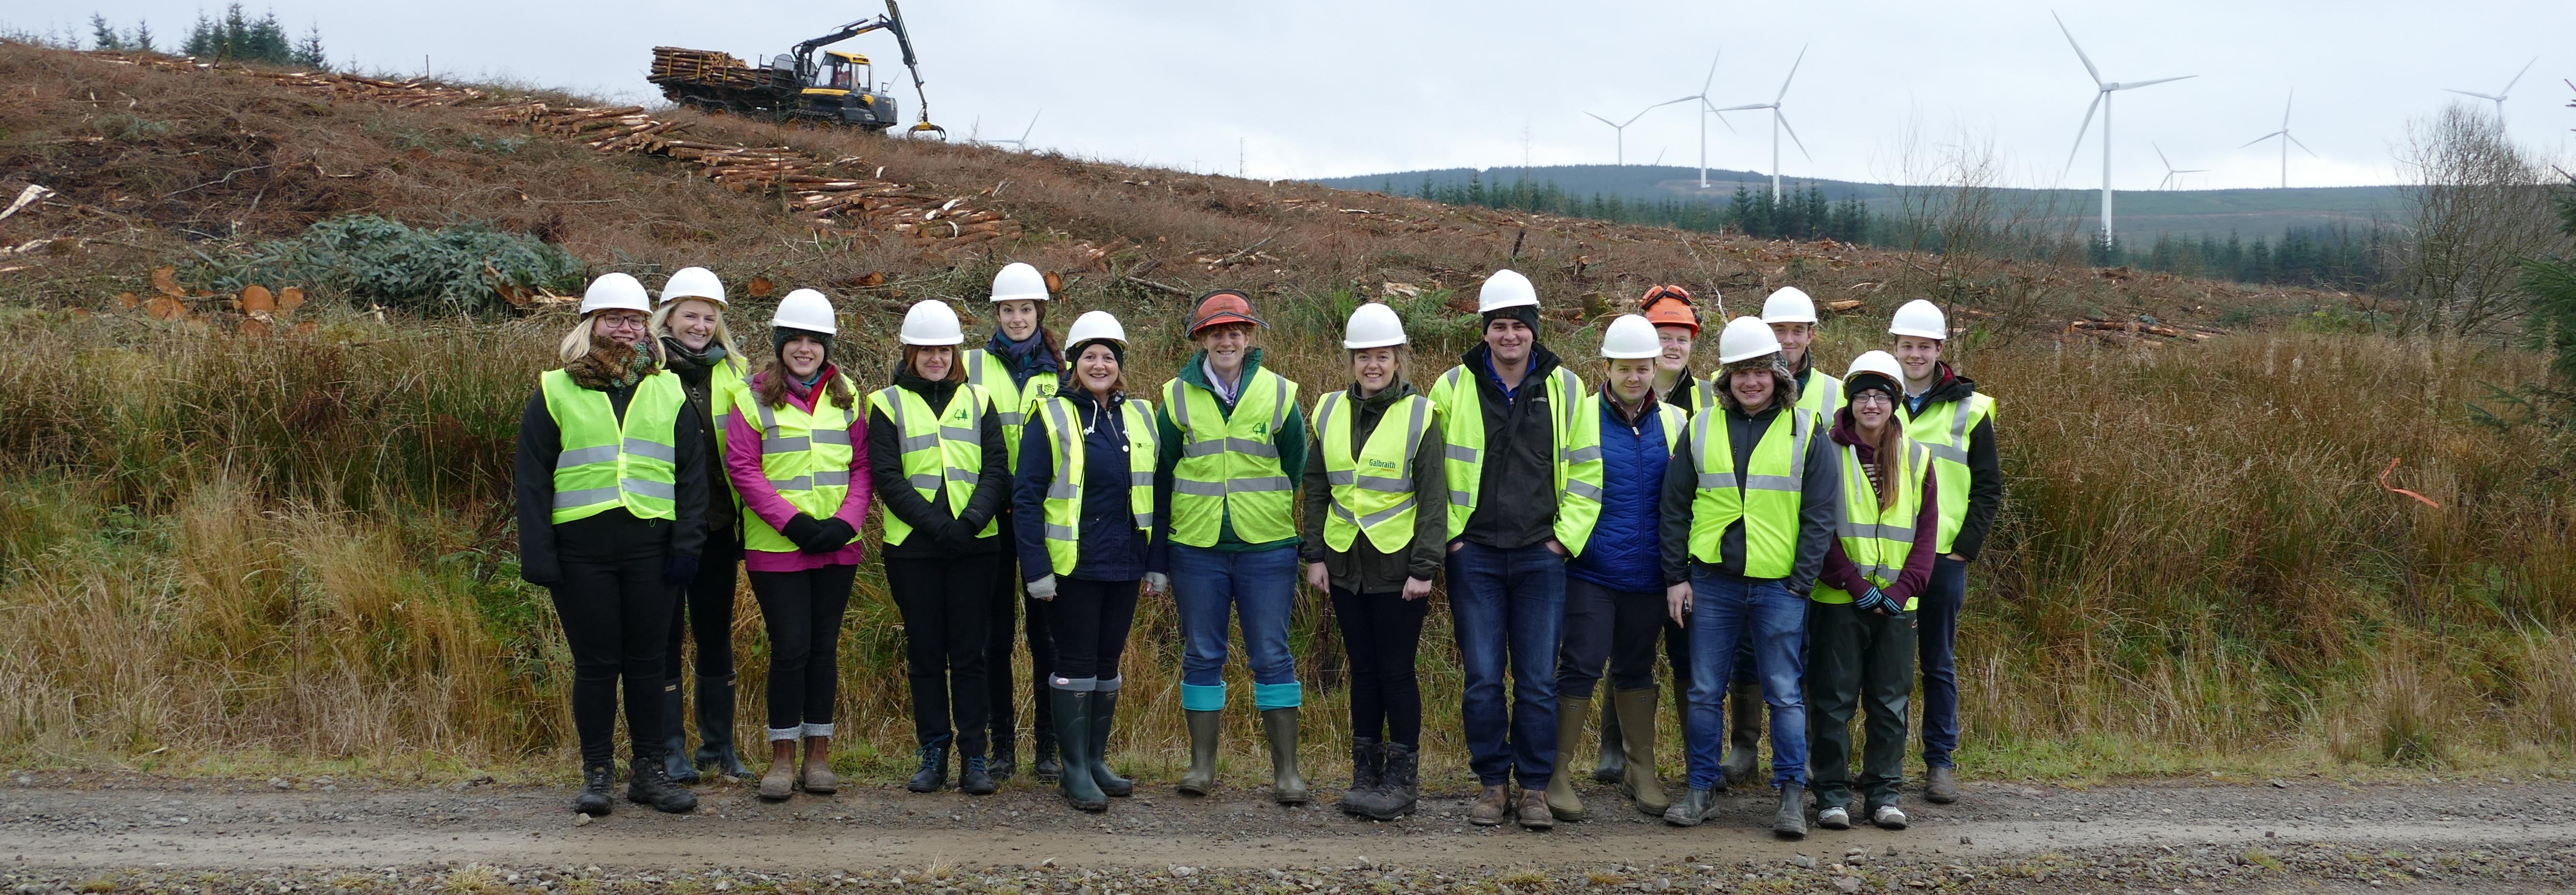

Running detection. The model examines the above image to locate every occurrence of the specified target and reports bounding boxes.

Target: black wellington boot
[1089,688,1135,798]
[692,673,752,779]
[659,681,699,785]
[1050,688,1106,811]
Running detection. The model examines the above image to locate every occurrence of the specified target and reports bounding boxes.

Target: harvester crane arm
[786,2,943,136]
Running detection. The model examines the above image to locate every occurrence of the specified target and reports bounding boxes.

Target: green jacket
[1150,347,1309,571]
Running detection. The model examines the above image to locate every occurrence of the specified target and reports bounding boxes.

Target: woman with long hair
[960,262,1064,782]
[514,272,708,816]
[646,266,753,783]
[1011,310,1161,813]
[869,300,1012,796]
[717,288,873,801]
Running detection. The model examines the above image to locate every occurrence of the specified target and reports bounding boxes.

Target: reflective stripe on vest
[1034,395,1158,576]
[964,347,1059,472]
[1313,389,1433,555]
[868,383,998,546]
[1429,364,1600,547]
[1814,440,1929,609]
[1163,368,1299,547]
[1685,405,1814,578]
[724,373,860,554]
[1901,393,1993,556]
[1798,370,1845,419]
[542,369,686,525]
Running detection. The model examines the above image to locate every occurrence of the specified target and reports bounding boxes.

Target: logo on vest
[1365,458,1400,471]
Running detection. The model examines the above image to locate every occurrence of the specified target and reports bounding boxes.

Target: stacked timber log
[649,47,765,89]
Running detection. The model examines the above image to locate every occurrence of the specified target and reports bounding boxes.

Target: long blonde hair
[648,297,746,373]
[556,311,668,366]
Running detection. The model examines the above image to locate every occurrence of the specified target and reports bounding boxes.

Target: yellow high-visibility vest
[962,347,1059,471]
[1311,388,1434,555]
[1030,395,1158,576]
[866,383,999,546]
[1162,368,1299,547]
[1813,438,1930,610]
[721,373,863,554]
[1899,393,1995,556]
[1684,405,1817,578]
[1423,363,1604,555]
[542,369,686,525]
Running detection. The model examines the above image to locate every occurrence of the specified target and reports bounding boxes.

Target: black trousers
[1047,577,1138,682]
[1556,577,1667,699]
[664,536,743,683]
[885,556,998,755]
[1328,586,1430,747]
[984,548,1058,746]
[1806,601,1917,810]
[549,539,678,767]
[749,564,859,735]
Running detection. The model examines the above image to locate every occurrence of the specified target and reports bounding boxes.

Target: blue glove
[1854,586,1898,615]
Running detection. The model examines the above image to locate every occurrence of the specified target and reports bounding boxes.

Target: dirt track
[5,771,2575,892]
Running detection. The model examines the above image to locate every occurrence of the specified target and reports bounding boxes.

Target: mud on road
[3,771,2573,892]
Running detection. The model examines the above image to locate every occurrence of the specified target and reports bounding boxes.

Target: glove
[1026,574,1058,601]
[520,559,562,587]
[801,518,856,554]
[936,517,979,552]
[662,553,700,585]
[1854,586,1898,615]
[780,514,825,547]
[1141,571,1170,595]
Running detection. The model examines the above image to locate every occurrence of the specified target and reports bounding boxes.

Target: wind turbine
[2054,11,2192,244]
[2235,92,2313,188]
[2153,142,2205,190]
[2444,56,2537,123]
[1680,51,1738,188]
[1585,96,1694,166]
[990,111,1041,148]
[1711,44,1811,201]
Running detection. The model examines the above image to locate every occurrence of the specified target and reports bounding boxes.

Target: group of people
[513,261,1999,840]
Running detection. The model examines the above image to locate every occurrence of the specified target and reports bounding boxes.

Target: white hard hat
[660,266,726,306]
[1599,314,1661,359]
[1889,299,1948,340]
[990,262,1049,303]
[1063,310,1127,348]
[1716,315,1782,365]
[1343,302,1407,350]
[898,299,965,346]
[1760,286,1817,324]
[772,288,838,335]
[1845,350,1905,387]
[578,272,652,317]
[1476,269,1540,313]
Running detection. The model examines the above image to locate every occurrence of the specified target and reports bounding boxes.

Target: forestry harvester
[648,1,945,136]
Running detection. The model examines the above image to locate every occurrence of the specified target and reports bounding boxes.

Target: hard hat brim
[1601,348,1662,360]
[661,292,727,306]
[1189,311,1264,334]
[1761,312,1818,324]
[899,334,966,346]
[989,292,1048,303]
[1343,336,1407,350]
[1889,325,1947,340]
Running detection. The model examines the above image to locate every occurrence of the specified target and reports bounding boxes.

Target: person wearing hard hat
[514,272,711,816]
[645,267,753,786]
[1594,284,1704,792]
[1297,302,1448,821]
[716,288,873,802]
[1011,310,1161,813]
[1885,298,1999,806]
[1550,314,1683,822]
[1425,268,1605,830]
[961,262,1065,784]
[868,300,1013,798]
[1656,317,1838,837]
[1806,350,1940,833]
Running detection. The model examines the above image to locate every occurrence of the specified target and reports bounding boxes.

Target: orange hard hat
[1187,290,1265,336]
[1639,284,1699,334]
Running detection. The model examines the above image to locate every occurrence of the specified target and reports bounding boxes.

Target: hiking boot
[1544,694,1590,820]
[1722,682,1762,787]
[1051,688,1106,812]
[692,674,751,779]
[1872,804,1909,830]
[573,762,614,816]
[1468,785,1509,826]
[799,736,837,795]
[1349,742,1418,820]
[659,682,699,785]
[625,760,698,813]
[1817,804,1852,830]
[988,729,1017,782]
[1338,737,1383,817]
[1514,787,1555,830]
[960,756,997,796]
[1662,787,1716,827]
[1176,709,1221,796]
[1612,688,1670,816]
[1090,688,1134,798]
[1925,766,1959,803]
[757,740,796,800]
[1031,725,1062,784]
[1773,783,1809,838]
[906,735,952,793]
[1592,696,1626,784]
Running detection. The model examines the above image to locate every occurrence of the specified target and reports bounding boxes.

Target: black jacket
[515,375,712,585]
[1907,364,2003,562]
[1298,381,1448,593]
[1457,341,1567,550]
[866,370,1011,558]
[1011,388,1151,583]
[1656,398,1839,595]
[669,356,742,547]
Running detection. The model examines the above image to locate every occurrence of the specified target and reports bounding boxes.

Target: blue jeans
[1447,541,1567,788]
[1684,569,1808,790]
[1169,544,1301,710]
[1916,556,1967,769]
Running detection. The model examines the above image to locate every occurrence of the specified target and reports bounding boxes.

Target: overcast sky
[13,0,2575,190]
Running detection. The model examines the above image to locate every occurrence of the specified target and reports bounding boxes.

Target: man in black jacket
[1885,299,2002,805]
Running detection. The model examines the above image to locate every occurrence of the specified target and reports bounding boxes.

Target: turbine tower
[2054,11,2193,245]
[2236,93,2314,188]
[1586,96,1694,166]
[1712,45,1811,201]
[2444,57,2538,124]
[2153,143,2206,190]
[1681,51,1738,188]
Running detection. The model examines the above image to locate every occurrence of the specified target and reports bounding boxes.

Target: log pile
[100,54,489,107]
[2066,317,2225,344]
[649,46,765,89]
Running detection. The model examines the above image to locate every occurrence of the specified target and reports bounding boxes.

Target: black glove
[780,513,825,547]
[801,518,856,554]
[937,517,981,551]
[663,553,700,585]
[520,559,562,587]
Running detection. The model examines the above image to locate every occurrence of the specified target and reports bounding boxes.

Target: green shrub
[193,215,586,316]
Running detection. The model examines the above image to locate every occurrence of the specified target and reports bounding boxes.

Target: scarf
[566,339,658,391]
[987,329,1060,387]
[660,336,727,374]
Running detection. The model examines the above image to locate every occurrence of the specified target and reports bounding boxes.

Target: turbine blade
[1776,45,1807,104]
[2282,90,2293,128]
[2063,92,2103,176]
[2112,75,2194,91]
[1714,103,1770,112]
[1586,112,1619,127]
[2178,168,2208,173]
[2051,10,2102,85]
[1702,50,1721,95]
[1704,99,1740,134]
[2444,89,2501,101]
[2237,131,2283,149]
[2288,133,2317,157]
[2159,172,2174,190]
[1019,110,1040,143]
[2154,141,2172,169]
[1777,110,1811,162]
[2502,56,2536,96]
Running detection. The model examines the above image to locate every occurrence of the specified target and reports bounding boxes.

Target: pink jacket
[724,368,873,572]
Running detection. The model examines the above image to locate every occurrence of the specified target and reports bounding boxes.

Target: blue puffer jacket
[1566,393,1679,594]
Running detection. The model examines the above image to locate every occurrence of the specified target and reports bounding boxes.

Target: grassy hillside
[0,43,2568,785]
